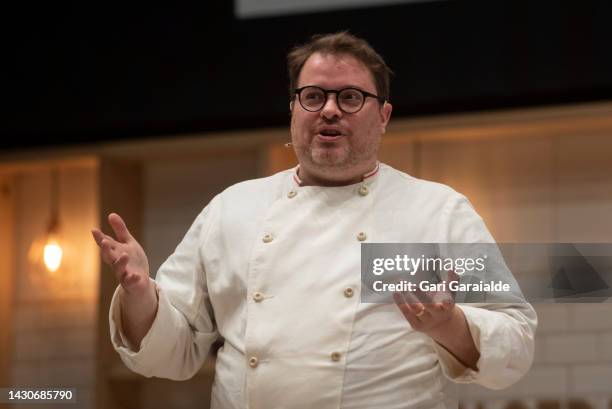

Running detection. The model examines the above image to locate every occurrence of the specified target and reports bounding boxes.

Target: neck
[296,162,378,187]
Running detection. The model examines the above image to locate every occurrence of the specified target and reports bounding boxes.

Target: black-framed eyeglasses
[293,86,386,114]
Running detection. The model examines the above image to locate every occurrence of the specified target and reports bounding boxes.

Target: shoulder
[378,163,465,205]
[194,168,294,239]
[378,163,489,241]
[213,168,294,209]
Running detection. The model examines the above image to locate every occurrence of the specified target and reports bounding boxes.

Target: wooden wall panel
[97,159,143,409]
[0,174,15,387]
[0,161,99,409]
[419,135,555,242]
[556,134,612,242]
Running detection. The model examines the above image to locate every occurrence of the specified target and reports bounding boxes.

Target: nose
[320,93,342,120]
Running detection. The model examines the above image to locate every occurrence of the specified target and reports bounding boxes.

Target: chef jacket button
[343,287,354,298]
[287,190,297,198]
[262,233,273,243]
[358,185,369,196]
[356,232,367,241]
[253,292,264,302]
[330,351,342,362]
[248,356,259,368]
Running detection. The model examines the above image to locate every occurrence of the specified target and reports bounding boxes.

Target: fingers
[394,289,454,330]
[92,228,127,268]
[447,269,460,282]
[108,213,133,243]
[394,271,461,333]
[111,253,143,290]
[100,238,119,265]
[113,252,130,274]
[92,222,148,292]
[110,252,142,284]
[91,213,132,246]
[393,292,427,325]
[399,287,421,305]
[92,228,122,250]
[425,270,458,305]
[414,288,434,305]
[396,290,427,316]
[91,229,104,246]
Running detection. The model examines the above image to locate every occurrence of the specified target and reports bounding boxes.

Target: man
[92,32,536,409]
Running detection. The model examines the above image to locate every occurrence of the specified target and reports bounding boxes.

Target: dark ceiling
[3,1,612,151]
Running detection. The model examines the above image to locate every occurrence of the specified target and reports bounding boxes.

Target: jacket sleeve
[108,199,219,380]
[433,193,538,390]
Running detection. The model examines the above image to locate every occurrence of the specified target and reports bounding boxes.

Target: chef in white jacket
[92,32,536,409]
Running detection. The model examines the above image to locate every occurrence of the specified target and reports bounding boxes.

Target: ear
[380,101,393,131]
[289,101,294,112]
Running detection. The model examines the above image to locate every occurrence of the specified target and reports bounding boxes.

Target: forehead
[298,52,376,91]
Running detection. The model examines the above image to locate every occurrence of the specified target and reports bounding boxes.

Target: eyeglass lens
[299,87,364,113]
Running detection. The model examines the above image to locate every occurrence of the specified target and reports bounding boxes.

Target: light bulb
[43,239,63,273]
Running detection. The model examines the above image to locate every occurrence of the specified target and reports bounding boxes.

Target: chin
[311,148,351,166]
[312,156,351,170]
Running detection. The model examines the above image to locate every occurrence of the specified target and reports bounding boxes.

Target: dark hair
[287,31,393,101]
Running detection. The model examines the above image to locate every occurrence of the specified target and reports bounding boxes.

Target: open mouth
[317,129,343,141]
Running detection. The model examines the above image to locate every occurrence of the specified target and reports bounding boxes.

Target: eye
[339,89,363,105]
[302,88,324,101]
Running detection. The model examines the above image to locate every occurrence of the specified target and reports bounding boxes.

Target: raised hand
[393,270,459,335]
[393,270,480,369]
[92,213,157,350]
[92,213,150,295]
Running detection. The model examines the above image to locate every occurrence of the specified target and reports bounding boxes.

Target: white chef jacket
[109,163,537,409]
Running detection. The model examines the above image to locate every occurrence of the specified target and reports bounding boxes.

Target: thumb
[108,213,133,243]
[446,270,460,301]
[447,269,460,283]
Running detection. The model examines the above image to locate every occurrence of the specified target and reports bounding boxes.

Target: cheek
[291,112,312,137]
[354,116,381,140]
[290,116,301,137]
